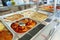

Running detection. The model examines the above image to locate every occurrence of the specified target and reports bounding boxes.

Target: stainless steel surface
[44,18,60,40]
[48,19,60,40]
[47,0,58,40]
[1,8,35,22]
[54,0,57,13]
[30,15,55,40]
[5,18,39,38]
[45,19,57,40]
[0,7,55,40]
[1,8,49,22]
[0,10,40,39]
[45,27,55,40]
[0,7,10,11]
[36,2,39,12]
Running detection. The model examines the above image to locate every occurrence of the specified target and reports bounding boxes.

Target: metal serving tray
[1,17,41,39]
[1,7,51,23]
[0,16,50,40]
[38,4,54,13]
[1,8,35,22]
[39,8,54,13]
[0,20,14,40]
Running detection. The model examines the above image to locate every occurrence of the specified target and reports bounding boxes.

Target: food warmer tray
[1,7,53,22]
[18,16,53,40]
[0,17,42,40]
[37,4,54,13]
[1,8,35,22]
[0,8,53,40]
[0,8,50,24]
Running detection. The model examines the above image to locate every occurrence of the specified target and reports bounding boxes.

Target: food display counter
[0,7,54,40]
[0,0,60,40]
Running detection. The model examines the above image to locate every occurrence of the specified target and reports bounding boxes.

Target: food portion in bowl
[11,18,37,33]
[4,14,24,21]
[0,22,13,40]
[30,12,48,22]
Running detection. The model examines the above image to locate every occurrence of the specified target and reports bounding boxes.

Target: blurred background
[0,0,60,15]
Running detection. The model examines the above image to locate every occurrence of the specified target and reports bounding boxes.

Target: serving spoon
[19,22,26,26]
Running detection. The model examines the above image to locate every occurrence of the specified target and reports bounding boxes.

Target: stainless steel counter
[0,7,56,40]
[31,15,56,40]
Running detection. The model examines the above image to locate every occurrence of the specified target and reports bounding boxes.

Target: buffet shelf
[0,2,57,40]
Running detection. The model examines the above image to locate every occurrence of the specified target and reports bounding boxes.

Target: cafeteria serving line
[0,0,60,40]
